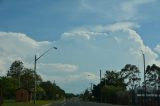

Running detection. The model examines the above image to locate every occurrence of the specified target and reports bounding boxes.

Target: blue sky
[0,0,160,94]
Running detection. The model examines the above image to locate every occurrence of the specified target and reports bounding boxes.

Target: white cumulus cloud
[154,45,160,54]
[1,21,160,93]
[57,22,160,72]
[0,32,56,75]
[38,63,78,73]
[121,0,156,20]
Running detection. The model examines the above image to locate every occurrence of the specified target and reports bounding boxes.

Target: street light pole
[33,47,57,104]
[141,50,146,105]
[100,69,102,103]
[34,55,37,104]
[90,83,93,91]
[18,74,21,88]
[104,77,106,86]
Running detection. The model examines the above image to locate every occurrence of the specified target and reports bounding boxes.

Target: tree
[102,85,125,104]
[92,70,126,103]
[92,84,101,102]
[7,60,24,87]
[52,83,65,99]
[21,68,42,90]
[101,70,126,103]
[0,76,18,99]
[36,86,45,100]
[1,59,66,101]
[65,93,76,99]
[82,89,92,101]
[120,64,141,90]
[103,70,126,88]
[145,64,160,89]
[40,81,65,100]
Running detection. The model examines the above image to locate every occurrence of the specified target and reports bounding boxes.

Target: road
[52,98,130,106]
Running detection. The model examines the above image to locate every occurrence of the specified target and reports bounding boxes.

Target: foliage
[35,86,45,100]
[81,89,92,101]
[65,93,76,99]
[116,90,130,105]
[92,70,126,103]
[102,85,124,104]
[145,64,160,89]
[1,60,66,101]
[91,65,140,104]
[103,70,126,88]
[7,60,24,79]
[92,84,101,101]
[21,68,42,90]
[0,77,18,99]
[120,64,141,89]
[40,81,65,100]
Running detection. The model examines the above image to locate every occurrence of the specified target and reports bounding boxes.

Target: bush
[116,91,130,105]
[102,85,130,104]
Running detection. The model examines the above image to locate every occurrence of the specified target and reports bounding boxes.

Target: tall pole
[104,78,106,86]
[34,55,37,104]
[90,83,93,91]
[18,74,21,88]
[100,69,102,103]
[33,47,57,104]
[141,50,146,105]
[100,70,101,83]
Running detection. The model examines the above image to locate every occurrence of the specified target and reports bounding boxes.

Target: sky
[0,0,160,94]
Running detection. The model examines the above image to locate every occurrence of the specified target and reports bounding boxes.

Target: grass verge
[2,100,60,106]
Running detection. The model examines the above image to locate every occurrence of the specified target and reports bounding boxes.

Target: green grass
[2,100,57,106]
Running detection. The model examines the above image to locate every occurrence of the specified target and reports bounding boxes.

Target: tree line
[82,64,160,105]
[0,60,65,100]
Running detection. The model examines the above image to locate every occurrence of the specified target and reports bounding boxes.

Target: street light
[34,46,57,104]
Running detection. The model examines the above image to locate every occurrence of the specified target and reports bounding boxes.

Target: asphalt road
[52,98,130,106]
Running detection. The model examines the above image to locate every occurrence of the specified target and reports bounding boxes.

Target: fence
[135,89,160,106]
